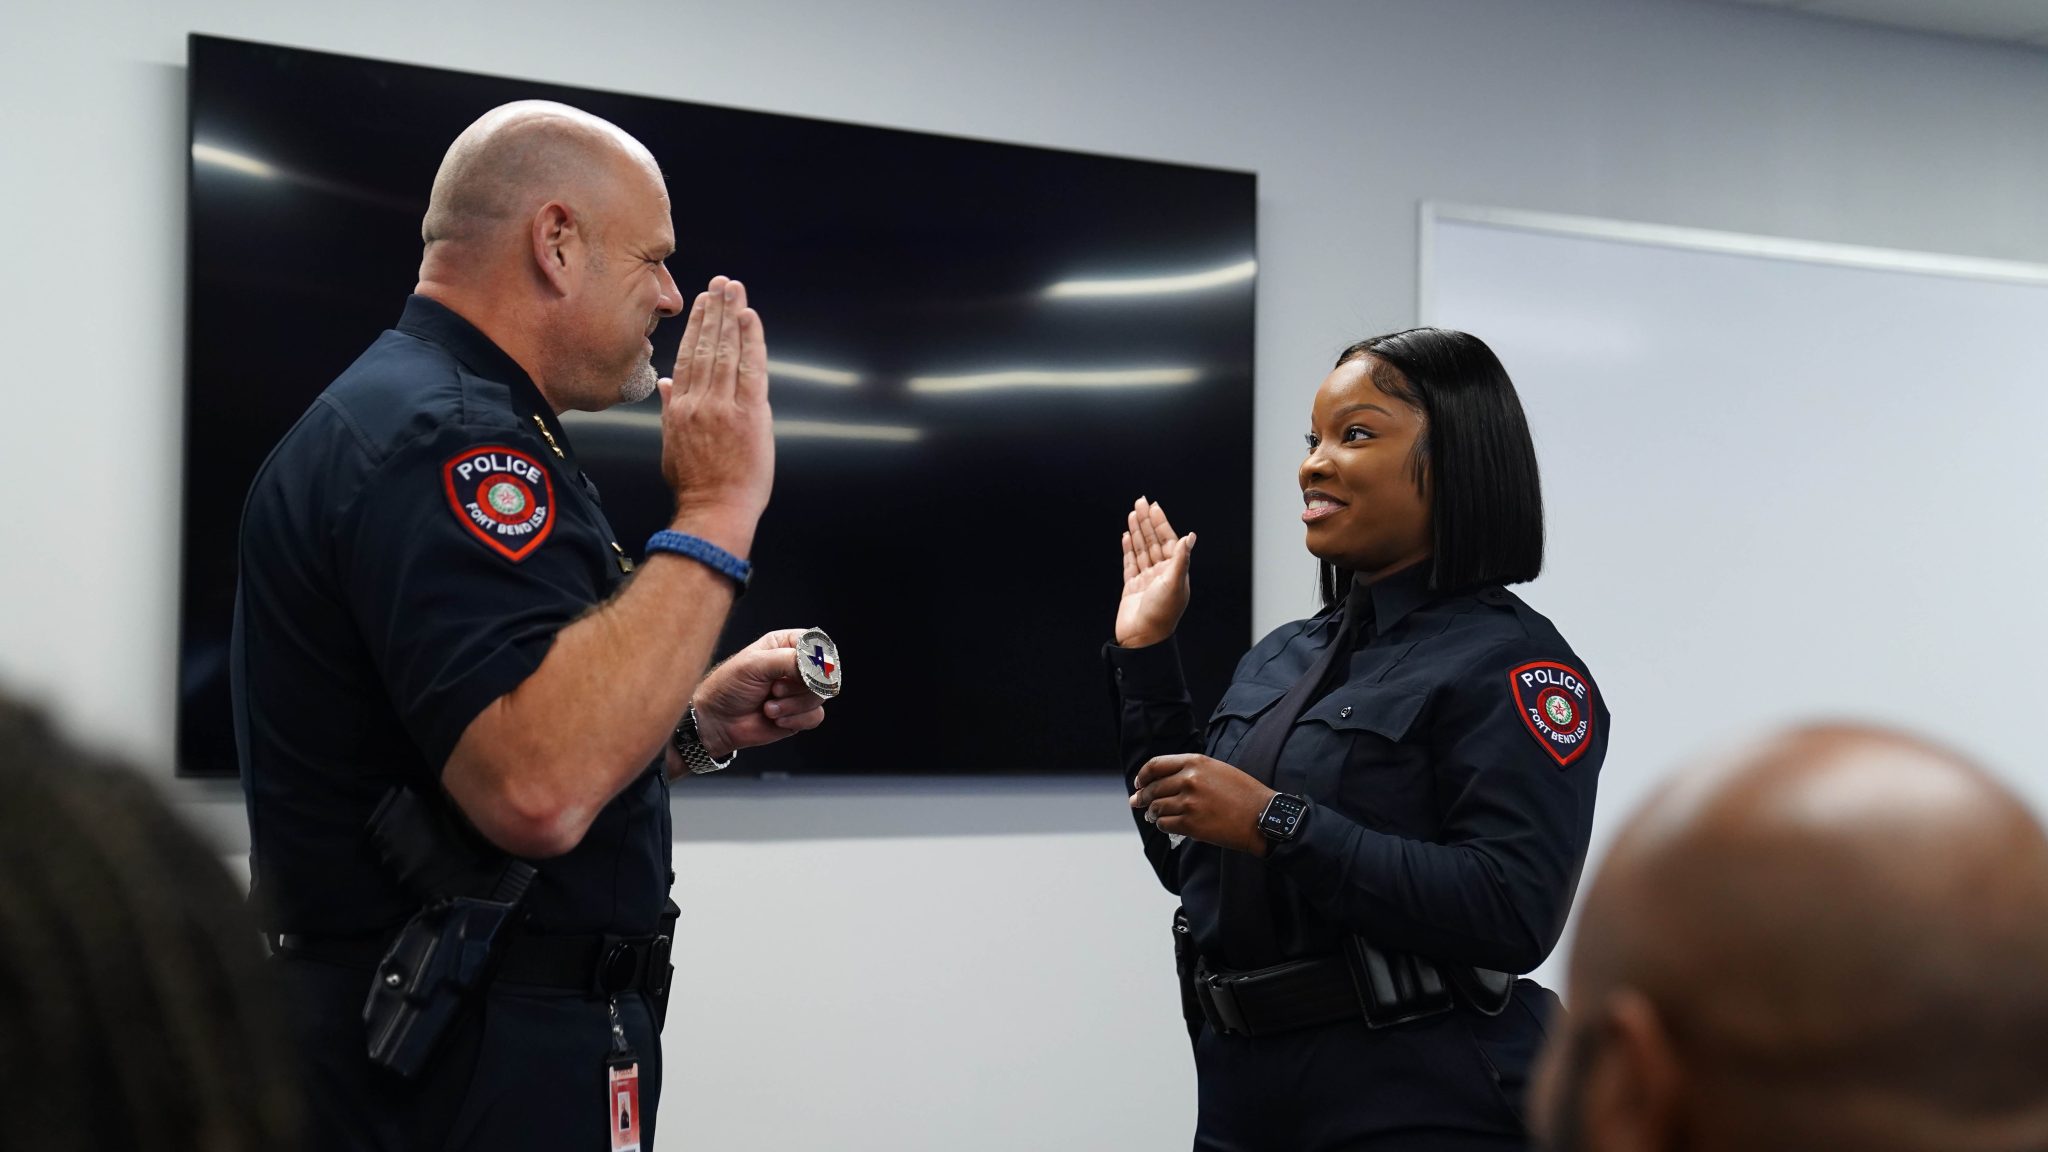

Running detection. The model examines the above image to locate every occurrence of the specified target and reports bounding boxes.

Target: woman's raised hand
[1116,497,1196,648]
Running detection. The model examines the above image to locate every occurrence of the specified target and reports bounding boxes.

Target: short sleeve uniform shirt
[232,295,670,939]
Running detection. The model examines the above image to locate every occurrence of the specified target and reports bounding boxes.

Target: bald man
[1533,725,2048,1152]
[233,101,823,1150]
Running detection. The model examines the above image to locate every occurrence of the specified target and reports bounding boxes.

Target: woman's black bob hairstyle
[1317,327,1544,607]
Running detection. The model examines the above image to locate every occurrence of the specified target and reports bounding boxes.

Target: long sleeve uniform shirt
[1108,564,1607,975]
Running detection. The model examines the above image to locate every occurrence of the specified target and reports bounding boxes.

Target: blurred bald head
[1539,725,2048,1152]
[415,101,682,412]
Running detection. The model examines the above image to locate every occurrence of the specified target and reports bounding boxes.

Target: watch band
[671,704,737,775]
[645,530,751,594]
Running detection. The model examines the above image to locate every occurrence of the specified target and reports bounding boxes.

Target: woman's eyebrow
[1333,402,1394,418]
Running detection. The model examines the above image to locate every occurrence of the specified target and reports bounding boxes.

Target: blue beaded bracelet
[645,530,752,594]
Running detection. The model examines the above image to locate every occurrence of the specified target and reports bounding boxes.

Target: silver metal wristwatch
[671,703,737,775]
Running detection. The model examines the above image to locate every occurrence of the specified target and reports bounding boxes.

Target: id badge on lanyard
[606,997,643,1152]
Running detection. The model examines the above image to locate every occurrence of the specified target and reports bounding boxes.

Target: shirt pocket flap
[1208,681,1288,725]
[1301,685,1430,740]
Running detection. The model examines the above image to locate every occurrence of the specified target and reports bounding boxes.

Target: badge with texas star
[797,629,842,699]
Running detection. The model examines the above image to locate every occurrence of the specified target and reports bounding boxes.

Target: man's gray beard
[619,359,658,405]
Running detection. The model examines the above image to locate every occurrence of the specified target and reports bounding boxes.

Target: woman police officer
[1106,328,1607,1151]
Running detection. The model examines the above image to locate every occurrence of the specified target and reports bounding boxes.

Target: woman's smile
[1302,488,1349,524]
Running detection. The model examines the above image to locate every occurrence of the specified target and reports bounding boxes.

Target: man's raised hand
[656,276,774,556]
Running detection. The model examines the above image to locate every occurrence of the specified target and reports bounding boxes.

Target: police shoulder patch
[441,445,555,562]
[1508,660,1595,768]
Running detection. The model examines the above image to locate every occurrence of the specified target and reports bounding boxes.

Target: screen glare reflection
[191,141,277,179]
[905,367,1202,394]
[1043,258,1256,299]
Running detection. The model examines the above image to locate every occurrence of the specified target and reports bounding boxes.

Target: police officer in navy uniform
[1109,328,1607,1151]
[233,101,826,1150]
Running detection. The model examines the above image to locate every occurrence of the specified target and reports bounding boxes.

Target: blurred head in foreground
[0,697,299,1150]
[1535,723,2048,1152]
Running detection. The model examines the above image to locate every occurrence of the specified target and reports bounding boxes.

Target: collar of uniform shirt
[395,294,579,462]
[1355,559,1436,637]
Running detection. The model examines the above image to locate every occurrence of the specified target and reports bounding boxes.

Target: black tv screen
[181,34,1255,777]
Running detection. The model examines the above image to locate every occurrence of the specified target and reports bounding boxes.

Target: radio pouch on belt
[361,785,535,1080]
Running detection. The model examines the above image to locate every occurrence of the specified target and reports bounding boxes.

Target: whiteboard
[1422,205,2048,996]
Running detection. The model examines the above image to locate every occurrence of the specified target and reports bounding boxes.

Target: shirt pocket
[1291,685,1436,833]
[1204,680,1287,765]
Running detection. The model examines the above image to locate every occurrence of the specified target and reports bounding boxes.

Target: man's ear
[1578,989,1685,1152]
[531,201,580,295]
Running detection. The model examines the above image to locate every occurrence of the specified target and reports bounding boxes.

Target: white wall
[1426,209,2048,992]
[6,1,2048,1148]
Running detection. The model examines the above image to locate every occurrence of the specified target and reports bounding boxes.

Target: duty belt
[273,927,673,1000]
[1191,937,1468,1037]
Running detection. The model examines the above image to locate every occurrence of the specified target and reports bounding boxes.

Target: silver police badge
[796,629,842,699]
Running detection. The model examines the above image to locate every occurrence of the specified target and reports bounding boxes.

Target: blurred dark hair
[1318,327,1544,607]
[0,697,300,1150]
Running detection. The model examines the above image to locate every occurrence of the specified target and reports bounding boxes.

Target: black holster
[652,898,680,1033]
[1171,907,1202,1046]
[361,786,534,1080]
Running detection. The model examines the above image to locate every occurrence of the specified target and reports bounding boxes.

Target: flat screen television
[181,34,1255,777]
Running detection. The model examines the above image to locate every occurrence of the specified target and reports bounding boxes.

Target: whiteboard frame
[1418,202,2048,326]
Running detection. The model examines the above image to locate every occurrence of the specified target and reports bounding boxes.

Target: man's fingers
[737,646,799,684]
[671,292,707,385]
[774,705,825,731]
[1171,532,1197,582]
[687,278,730,393]
[765,692,825,721]
[707,280,746,402]
[674,282,719,390]
[657,376,673,413]
[751,627,808,652]
[736,306,768,403]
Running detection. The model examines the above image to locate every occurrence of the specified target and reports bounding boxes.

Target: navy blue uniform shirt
[232,295,671,939]
[1109,562,1606,974]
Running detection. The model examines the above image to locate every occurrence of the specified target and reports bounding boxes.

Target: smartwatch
[1257,792,1309,844]
[671,704,737,775]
